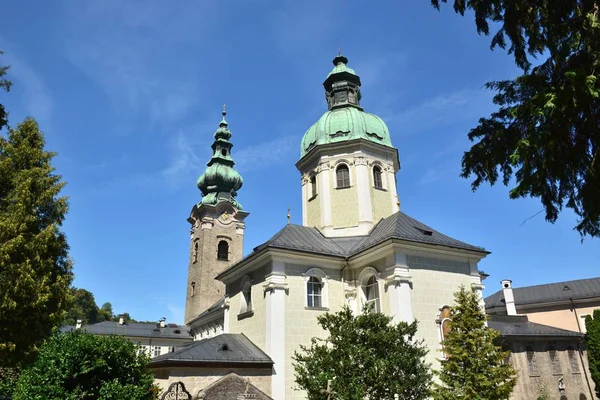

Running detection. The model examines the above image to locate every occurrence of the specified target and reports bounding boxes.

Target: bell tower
[296,54,400,237]
[184,107,249,325]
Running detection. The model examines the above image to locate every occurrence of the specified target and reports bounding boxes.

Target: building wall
[130,337,192,359]
[329,166,359,229]
[153,367,272,398]
[506,341,594,400]
[283,263,347,400]
[227,265,268,350]
[370,165,393,224]
[306,195,320,228]
[406,255,474,367]
[520,302,600,333]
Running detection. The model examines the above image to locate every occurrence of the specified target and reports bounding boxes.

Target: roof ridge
[513,276,600,292]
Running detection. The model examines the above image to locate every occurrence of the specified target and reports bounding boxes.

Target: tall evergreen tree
[293,306,431,400]
[432,286,516,400]
[0,118,73,366]
[585,309,600,395]
[0,50,11,131]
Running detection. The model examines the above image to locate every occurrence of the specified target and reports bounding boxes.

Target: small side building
[64,319,193,358]
[149,333,273,399]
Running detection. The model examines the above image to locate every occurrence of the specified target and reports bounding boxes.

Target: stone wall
[153,367,272,399]
[507,342,595,400]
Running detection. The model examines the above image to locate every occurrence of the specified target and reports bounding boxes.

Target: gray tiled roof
[254,211,485,257]
[485,277,600,309]
[149,333,273,367]
[217,211,486,280]
[488,316,584,338]
[254,224,347,256]
[350,212,487,254]
[76,321,193,340]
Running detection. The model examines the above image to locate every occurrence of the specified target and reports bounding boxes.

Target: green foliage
[293,306,431,400]
[0,118,73,366]
[432,286,516,400]
[98,302,114,322]
[431,0,600,238]
[585,309,600,394]
[13,330,155,400]
[0,367,20,397]
[0,51,11,131]
[63,286,138,326]
[63,288,100,325]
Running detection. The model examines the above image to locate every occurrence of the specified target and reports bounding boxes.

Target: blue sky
[1,0,598,324]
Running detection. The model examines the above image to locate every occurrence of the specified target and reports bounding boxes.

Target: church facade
[152,54,491,399]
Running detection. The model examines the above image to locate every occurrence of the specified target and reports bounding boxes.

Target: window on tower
[336,164,350,188]
[217,240,229,261]
[193,240,199,263]
[310,174,317,198]
[373,165,383,189]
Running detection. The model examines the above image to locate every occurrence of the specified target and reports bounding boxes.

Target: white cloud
[234,135,296,173]
[387,88,494,136]
[60,1,219,127]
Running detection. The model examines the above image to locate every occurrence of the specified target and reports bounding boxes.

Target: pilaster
[318,161,332,230]
[354,156,374,232]
[386,251,414,324]
[264,261,287,399]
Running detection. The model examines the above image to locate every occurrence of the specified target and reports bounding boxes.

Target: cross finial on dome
[220,104,228,126]
[337,38,341,56]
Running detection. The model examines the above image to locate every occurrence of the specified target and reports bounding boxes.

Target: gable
[197,373,273,400]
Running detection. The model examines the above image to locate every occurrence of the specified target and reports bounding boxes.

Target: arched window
[362,275,380,312]
[526,345,538,375]
[568,346,580,373]
[307,277,322,308]
[303,268,329,309]
[191,282,195,297]
[217,240,229,261]
[310,174,317,198]
[580,394,587,400]
[336,164,350,188]
[239,276,253,315]
[548,344,561,374]
[373,165,383,189]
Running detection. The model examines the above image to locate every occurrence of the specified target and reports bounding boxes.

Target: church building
[150,54,490,399]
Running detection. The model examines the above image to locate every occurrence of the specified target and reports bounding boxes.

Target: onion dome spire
[323,53,362,111]
[196,105,243,209]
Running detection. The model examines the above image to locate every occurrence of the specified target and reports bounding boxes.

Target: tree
[13,330,155,400]
[293,306,431,400]
[0,118,73,366]
[430,0,600,238]
[585,309,600,395]
[433,285,516,400]
[63,288,99,325]
[98,302,114,322]
[0,51,11,131]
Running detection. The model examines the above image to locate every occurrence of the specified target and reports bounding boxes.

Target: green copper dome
[300,54,393,157]
[197,108,243,209]
[301,108,392,156]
